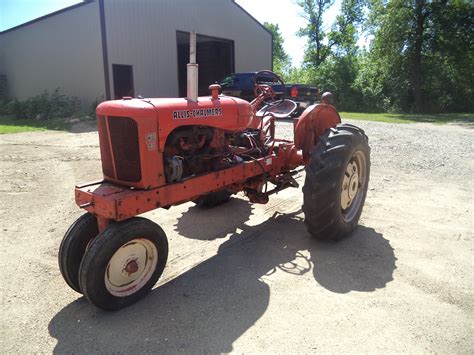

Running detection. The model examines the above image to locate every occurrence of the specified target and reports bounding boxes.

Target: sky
[0,0,83,31]
[235,0,342,66]
[0,0,343,67]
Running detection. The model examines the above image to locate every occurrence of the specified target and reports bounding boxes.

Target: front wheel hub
[104,239,158,297]
[124,259,139,275]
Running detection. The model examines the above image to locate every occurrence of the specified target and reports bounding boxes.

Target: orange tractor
[59,34,370,310]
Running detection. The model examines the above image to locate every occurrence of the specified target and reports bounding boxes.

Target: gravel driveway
[0,119,472,353]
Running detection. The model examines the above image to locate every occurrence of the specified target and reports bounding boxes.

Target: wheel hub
[104,239,158,297]
[348,173,359,200]
[341,160,360,210]
[124,259,139,275]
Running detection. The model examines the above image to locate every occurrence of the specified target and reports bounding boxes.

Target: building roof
[0,1,93,34]
[1,0,272,38]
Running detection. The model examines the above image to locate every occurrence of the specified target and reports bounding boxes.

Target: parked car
[218,72,319,116]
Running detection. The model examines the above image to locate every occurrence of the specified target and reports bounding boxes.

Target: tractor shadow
[173,196,254,240]
[48,209,396,353]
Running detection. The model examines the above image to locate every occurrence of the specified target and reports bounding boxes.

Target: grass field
[0,116,81,134]
[340,112,473,124]
[1,112,473,134]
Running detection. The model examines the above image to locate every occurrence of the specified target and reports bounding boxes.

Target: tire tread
[302,123,370,241]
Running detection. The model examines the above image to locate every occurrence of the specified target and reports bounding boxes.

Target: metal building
[0,0,272,107]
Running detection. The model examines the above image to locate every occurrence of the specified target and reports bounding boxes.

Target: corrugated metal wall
[0,0,271,106]
[0,2,104,107]
[0,36,5,77]
[104,0,272,98]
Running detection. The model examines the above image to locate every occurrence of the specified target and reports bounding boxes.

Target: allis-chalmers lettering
[173,107,223,119]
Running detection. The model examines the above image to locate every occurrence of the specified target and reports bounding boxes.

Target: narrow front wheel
[78,217,168,310]
[59,213,98,293]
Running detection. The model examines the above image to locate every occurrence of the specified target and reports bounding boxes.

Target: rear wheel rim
[104,238,158,297]
[341,150,367,222]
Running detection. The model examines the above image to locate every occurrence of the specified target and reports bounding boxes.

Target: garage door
[177,31,234,97]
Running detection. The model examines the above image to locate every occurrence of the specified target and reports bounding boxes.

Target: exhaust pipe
[187,30,198,101]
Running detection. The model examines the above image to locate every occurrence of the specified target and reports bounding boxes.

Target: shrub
[0,88,82,119]
[88,94,105,117]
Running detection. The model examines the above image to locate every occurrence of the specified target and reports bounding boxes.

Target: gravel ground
[0,118,472,353]
[277,119,474,183]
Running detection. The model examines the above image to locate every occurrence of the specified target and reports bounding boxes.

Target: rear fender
[294,103,341,162]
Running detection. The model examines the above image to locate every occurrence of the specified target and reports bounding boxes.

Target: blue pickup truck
[218,72,319,116]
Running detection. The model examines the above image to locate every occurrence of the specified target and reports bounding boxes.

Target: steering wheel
[253,70,287,104]
[253,70,297,118]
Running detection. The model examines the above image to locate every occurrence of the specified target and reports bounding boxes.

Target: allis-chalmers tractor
[59,33,370,310]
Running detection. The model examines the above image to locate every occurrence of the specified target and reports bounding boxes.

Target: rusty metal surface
[76,154,277,222]
[294,103,341,161]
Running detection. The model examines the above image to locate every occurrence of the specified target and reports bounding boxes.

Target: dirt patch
[0,120,472,353]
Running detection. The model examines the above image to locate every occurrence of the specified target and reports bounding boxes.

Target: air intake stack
[187,30,198,101]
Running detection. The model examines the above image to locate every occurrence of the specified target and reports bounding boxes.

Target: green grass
[0,116,80,134]
[340,112,474,124]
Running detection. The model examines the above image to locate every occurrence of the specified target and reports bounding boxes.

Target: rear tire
[302,123,370,241]
[58,213,98,293]
[193,190,232,208]
[78,217,168,311]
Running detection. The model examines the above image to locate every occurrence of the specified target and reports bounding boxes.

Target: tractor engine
[163,125,222,182]
[163,125,266,183]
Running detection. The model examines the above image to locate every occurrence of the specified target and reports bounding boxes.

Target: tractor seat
[256,100,297,119]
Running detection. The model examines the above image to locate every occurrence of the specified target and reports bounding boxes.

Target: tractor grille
[97,116,114,178]
[97,116,141,182]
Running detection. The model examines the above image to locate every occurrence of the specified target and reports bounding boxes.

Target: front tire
[78,217,168,310]
[58,213,98,293]
[302,123,370,241]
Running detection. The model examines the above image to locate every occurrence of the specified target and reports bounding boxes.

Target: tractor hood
[97,96,254,150]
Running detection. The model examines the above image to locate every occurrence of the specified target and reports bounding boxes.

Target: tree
[263,22,292,77]
[295,0,473,113]
[296,0,335,68]
[332,0,366,54]
[295,0,366,110]
[365,0,474,112]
